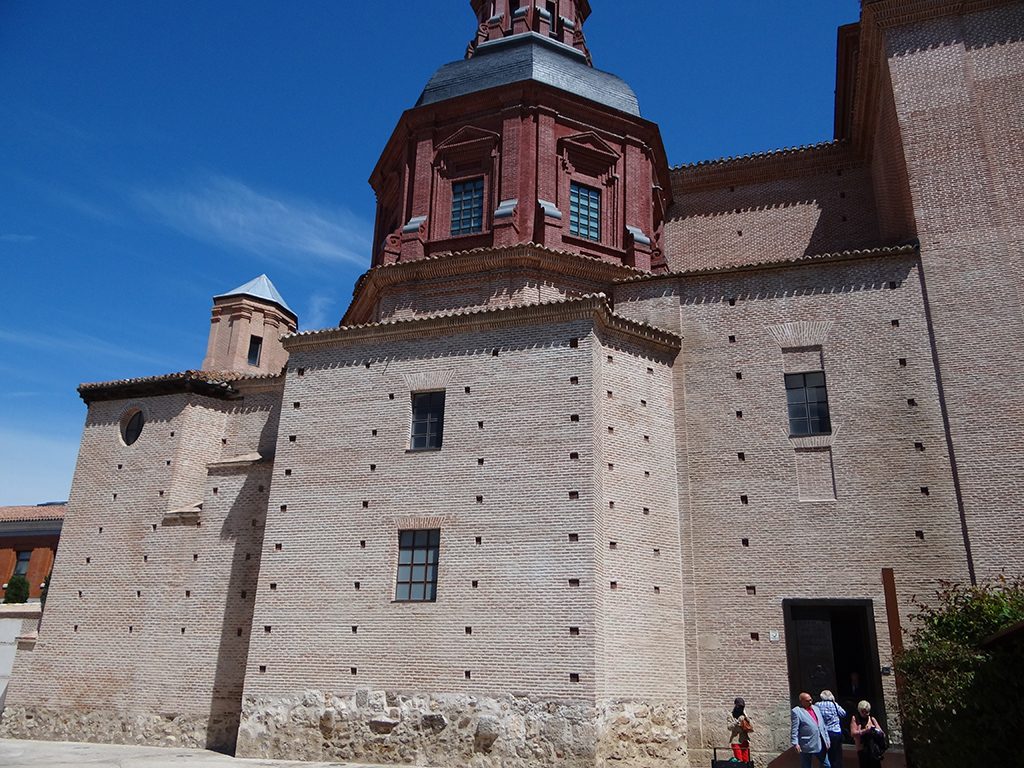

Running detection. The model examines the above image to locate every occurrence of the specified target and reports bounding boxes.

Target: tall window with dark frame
[450,178,484,236]
[123,410,145,446]
[411,391,445,450]
[395,529,440,602]
[247,335,263,367]
[13,550,31,577]
[785,371,832,436]
[569,181,601,241]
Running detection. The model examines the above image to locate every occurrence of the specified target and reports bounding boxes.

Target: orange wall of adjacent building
[0,536,59,600]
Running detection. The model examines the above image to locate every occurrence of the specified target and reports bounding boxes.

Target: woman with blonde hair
[850,700,885,768]
[818,690,847,768]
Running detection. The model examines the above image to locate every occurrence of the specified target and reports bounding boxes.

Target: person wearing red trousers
[728,697,753,763]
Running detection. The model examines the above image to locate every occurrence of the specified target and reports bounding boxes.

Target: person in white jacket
[791,692,832,768]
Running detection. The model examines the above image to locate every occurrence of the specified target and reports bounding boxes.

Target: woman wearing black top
[851,701,885,768]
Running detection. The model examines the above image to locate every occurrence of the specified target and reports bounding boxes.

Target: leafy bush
[3,573,30,603]
[896,578,1024,768]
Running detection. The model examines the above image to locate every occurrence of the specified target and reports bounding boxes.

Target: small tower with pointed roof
[201,274,297,375]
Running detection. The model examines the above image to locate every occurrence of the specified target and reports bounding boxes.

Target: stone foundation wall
[236,689,688,767]
[0,703,238,750]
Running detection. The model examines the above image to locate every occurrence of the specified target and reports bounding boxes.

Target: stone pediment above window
[559,132,620,180]
[434,126,500,177]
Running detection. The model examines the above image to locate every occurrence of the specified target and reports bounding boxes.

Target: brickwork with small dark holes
[0,384,281,753]
[242,316,673,702]
[665,163,882,273]
[615,251,975,754]
[2,4,1023,768]
[881,5,1024,582]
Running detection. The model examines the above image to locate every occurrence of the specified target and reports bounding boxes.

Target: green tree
[896,578,1024,768]
[3,573,30,604]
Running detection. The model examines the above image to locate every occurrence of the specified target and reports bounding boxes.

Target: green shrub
[3,573,30,604]
[896,578,1024,768]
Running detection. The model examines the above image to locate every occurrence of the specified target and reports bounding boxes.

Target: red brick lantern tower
[350,1,673,323]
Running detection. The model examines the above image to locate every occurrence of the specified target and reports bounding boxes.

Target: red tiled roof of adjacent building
[77,369,284,404]
[0,504,66,523]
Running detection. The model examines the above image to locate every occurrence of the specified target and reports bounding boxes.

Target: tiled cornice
[615,243,919,285]
[78,370,284,404]
[288,294,681,357]
[669,142,859,193]
[862,0,1017,28]
[343,243,643,325]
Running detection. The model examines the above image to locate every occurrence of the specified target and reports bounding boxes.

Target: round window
[121,410,145,446]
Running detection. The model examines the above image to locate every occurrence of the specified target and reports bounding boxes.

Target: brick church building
[3,1,1022,766]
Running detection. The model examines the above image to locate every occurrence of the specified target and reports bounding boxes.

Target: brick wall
[244,317,603,701]
[378,271,601,321]
[616,252,972,758]
[665,153,881,273]
[0,386,282,752]
[882,4,1024,582]
[593,332,685,701]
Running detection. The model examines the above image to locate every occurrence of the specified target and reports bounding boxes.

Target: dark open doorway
[783,599,887,732]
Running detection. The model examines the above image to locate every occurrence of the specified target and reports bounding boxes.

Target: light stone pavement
[0,738,907,767]
[0,738,430,768]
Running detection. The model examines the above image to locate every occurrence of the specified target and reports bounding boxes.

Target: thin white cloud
[0,234,37,243]
[304,291,338,331]
[135,175,371,267]
[0,328,180,370]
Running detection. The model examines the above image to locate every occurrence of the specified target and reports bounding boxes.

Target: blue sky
[0,0,861,505]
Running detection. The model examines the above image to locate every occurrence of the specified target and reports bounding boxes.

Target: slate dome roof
[215,274,295,319]
[417,33,641,117]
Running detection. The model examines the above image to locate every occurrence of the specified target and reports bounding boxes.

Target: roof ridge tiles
[372,241,646,273]
[287,293,681,354]
[670,139,846,173]
[615,242,920,284]
[295,292,611,339]
[0,504,67,523]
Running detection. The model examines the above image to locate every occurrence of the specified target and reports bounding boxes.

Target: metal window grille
[14,550,31,576]
[411,391,445,450]
[569,182,601,241]
[450,178,484,236]
[785,371,832,436]
[247,335,263,367]
[395,529,440,602]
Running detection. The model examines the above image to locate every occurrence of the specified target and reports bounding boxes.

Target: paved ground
[0,739,399,768]
[1,737,906,767]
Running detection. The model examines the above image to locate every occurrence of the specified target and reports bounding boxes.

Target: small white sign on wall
[769,630,780,643]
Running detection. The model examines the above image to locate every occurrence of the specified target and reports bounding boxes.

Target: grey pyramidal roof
[417,33,641,117]
[216,274,295,317]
